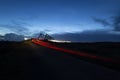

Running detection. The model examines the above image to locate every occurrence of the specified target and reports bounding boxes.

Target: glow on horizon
[0,24,107,36]
[49,40,71,43]
[0,28,14,35]
[28,23,103,35]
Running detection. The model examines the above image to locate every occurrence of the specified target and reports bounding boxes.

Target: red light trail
[32,39,119,64]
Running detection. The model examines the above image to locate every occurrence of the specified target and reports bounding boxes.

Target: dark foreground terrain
[0,40,120,80]
[51,42,120,60]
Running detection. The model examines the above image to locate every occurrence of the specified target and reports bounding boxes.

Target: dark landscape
[0,40,120,80]
[51,42,120,60]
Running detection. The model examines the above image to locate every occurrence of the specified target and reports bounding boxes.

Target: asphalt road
[1,41,120,80]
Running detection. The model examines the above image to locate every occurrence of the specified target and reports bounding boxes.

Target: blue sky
[0,0,120,36]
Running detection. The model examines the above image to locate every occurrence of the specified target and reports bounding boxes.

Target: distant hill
[52,31,120,42]
[0,33,24,41]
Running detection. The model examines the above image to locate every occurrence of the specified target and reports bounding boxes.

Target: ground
[0,40,120,80]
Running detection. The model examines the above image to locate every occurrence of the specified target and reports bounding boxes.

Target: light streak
[32,39,118,64]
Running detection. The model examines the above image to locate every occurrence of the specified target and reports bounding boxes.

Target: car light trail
[32,39,118,64]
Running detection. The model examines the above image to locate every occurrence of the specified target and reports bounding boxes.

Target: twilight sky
[0,0,120,37]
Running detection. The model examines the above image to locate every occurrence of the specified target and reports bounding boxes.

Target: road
[22,39,120,80]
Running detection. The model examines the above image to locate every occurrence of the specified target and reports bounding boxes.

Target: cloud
[92,17,110,27]
[43,29,51,32]
[112,14,120,31]
[0,20,30,35]
[92,13,120,31]
[52,30,120,42]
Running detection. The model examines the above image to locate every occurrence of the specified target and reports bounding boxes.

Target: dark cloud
[0,20,30,35]
[93,13,120,31]
[43,29,51,32]
[112,14,120,31]
[92,17,110,27]
[52,30,120,42]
